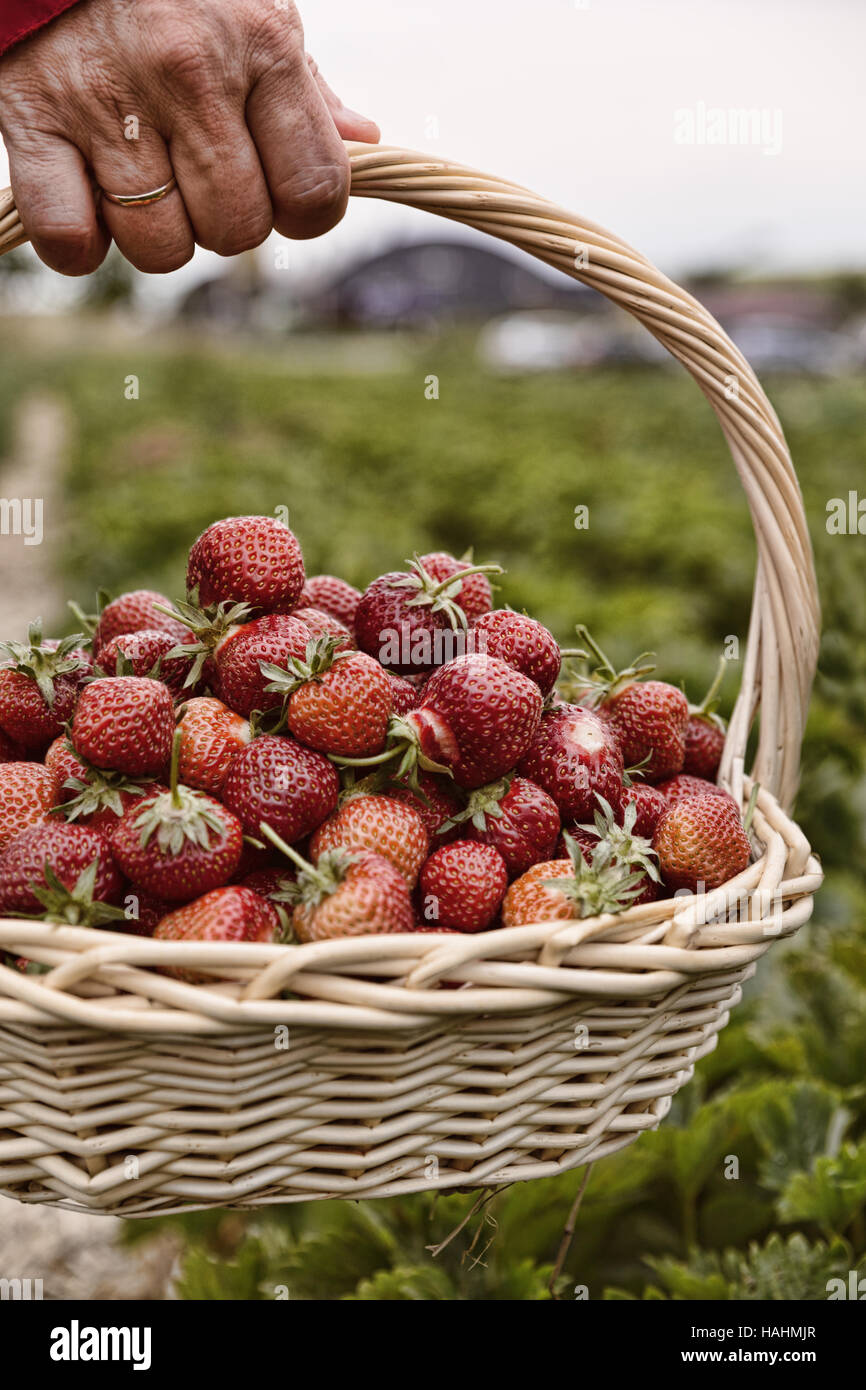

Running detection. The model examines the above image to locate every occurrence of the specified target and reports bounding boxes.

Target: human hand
[0,0,379,275]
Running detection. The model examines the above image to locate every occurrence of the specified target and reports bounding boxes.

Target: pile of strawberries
[0,514,753,974]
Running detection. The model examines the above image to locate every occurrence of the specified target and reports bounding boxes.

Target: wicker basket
[0,146,822,1216]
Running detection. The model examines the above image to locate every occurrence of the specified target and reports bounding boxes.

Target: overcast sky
[1,0,863,297]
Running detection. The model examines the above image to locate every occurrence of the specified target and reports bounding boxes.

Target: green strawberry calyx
[131,730,226,856]
[559,624,656,707]
[438,774,512,834]
[16,860,128,929]
[260,821,357,909]
[0,620,89,709]
[54,742,153,825]
[390,555,503,633]
[154,592,253,689]
[327,713,451,791]
[260,633,348,701]
[576,793,661,884]
[543,832,650,919]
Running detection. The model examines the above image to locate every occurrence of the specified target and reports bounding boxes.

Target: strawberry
[93,589,189,655]
[385,670,420,715]
[387,770,463,841]
[212,613,312,717]
[176,696,251,796]
[655,773,735,805]
[517,703,624,821]
[119,886,171,936]
[419,552,493,621]
[502,831,653,928]
[289,607,354,650]
[569,627,688,781]
[683,659,728,779]
[0,622,89,751]
[0,822,123,919]
[111,733,243,901]
[96,628,196,697]
[262,639,392,758]
[441,774,560,877]
[310,794,428,886]
[653,794,751,892]
[0,763,56,850]
[418,840,507,932]
[620,781,668,838]
[261,829,414,942]
[354,556,501,675]
[240,866,297,901]
[471,610,561,695]
[221,734,339,844]
[187,514,305,613]
[393,653,542,789]
[154,886,280,980]
[47,737,163,843]
[71,675,175,777]
[0,728,24,763]
[296,575,361,628]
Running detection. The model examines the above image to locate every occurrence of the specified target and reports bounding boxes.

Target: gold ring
[100,175,178,208]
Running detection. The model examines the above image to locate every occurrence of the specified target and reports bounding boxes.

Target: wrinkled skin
[0,0,379,275]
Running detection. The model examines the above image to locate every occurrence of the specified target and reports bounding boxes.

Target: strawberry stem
[423,561,503,602]
[168,728,183,809]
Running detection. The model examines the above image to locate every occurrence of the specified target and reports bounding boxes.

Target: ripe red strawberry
[187,514,305,613]
[154,886,280,980]
[0,624,89,751]
[214,613,311,717]
[620,781,668,838]
[94,590,189,656]
[656,773,735,805]
[684,716,725,780]
[264,641,392,758]
[0,728,24,762]
[0,763,56,850]
[420,552,493,621]
[310,794,429,886]
[290,607,354,650]
[653,794,751,892]
[354,556,500,675]
[111,736,243,902]
[517,703,624,821]
[71,676,175,777]
[118,886,171,936]
[96,628,195,697]
[569,627,687,781]
[683,658,727,779]
[418,840,507,932]
[0,822,123,918]
[385,670,419,715]
[443,775,560,877]
[399,653,542,789]
[387,771,463,842]
[221,734,338,844]
[297,575,361,628]
[502,860,579,928]
[47,736,163,843]
[270,842,414,942]
[471,610,561,696]
[556,795,661,906]
[176,697,251,796]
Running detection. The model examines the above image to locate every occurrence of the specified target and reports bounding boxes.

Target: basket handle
[0,143,820,810]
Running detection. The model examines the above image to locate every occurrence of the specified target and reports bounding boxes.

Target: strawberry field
[1,332,865,1298]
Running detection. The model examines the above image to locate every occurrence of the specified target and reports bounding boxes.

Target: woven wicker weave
[0,145,822,1215]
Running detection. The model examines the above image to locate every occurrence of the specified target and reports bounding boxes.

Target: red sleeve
[0,1,86,58]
